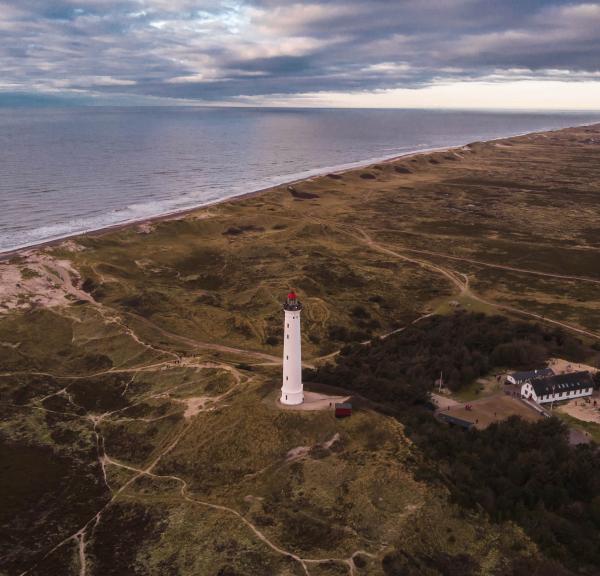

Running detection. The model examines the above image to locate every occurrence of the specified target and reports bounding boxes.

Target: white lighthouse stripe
[281,306,303,405]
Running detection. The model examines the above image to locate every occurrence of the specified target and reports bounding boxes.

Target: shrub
[351,305,370,319]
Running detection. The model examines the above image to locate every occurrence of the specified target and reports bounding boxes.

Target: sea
[1,107,599,253]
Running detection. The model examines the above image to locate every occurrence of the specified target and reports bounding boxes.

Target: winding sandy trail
[105,457,376,576]
[310,312,434,365]
[355,229,468,293]
[396,245,600,285]
[353,228,600,341]
[126,313,282,364]
[20,365,370,576]
[16,356,249,576]
[96,307,180,361]
[467,292,600,340]
[18,420,195,576]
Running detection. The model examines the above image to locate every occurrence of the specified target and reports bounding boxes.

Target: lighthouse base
[280,390,304,405]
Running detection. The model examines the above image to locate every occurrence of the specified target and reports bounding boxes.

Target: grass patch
[555,412,600,443]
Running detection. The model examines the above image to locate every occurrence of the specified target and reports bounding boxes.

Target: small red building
[335,402,352,418]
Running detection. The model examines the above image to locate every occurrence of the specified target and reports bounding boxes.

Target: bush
[351,305,370,319]
[328,325,350,342]
[316,312,589,399]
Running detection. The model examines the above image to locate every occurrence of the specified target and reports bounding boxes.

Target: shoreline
[1,121,596,262]
[0,144,454,261]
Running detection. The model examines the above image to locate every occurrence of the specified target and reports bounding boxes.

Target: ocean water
[1,107,599,253]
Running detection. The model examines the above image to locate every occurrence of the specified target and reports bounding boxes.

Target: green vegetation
[450,375,501,402]
[0,427,110,574]
[308,313,600,574]
[2,124,600,575]
[556,412,600,443]
[87,502,168,576]
[19,267,41,280]
[310,312,595,395]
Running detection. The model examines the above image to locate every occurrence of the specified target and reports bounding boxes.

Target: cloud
[0,0,599,106]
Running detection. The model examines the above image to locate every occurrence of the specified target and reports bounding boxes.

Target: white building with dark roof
[506,367,553,385]
[521,371,594,404]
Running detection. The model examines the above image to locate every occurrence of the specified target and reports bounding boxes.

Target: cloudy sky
[1,0,600,108]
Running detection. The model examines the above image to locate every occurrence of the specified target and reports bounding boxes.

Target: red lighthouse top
[284,291,302,311]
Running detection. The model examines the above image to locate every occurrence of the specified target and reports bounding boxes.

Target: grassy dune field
[1,124,600,575]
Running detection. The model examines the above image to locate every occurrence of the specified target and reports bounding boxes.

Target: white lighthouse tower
[281,291,304,405]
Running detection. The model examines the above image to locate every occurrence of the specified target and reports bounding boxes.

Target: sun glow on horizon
[231,80,600,111]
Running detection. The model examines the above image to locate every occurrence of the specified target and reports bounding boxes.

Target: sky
[1,0,600,108]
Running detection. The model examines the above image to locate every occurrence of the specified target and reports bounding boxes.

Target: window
[287,334,289,339]
[286,355,288,360]
[287,323,289,328]
[286,376,288,380]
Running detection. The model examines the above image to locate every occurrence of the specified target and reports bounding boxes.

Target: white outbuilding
[506,367,553,385]
[521,371,594,404]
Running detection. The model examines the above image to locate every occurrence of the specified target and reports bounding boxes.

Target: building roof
[438,413,474,429]
[532,371,594,396]
[510,367,553,382]
[335,402,352,410]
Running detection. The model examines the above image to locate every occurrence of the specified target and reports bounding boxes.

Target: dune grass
[3,124,600,575]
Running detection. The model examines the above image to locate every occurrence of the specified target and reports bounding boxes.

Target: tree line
[305,312,600,574]
[311,311,593,395]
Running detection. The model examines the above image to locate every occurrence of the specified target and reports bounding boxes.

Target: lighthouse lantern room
[281,291,304,405]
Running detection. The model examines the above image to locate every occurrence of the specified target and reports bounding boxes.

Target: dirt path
[18,420,195,576]
[310,312,434,365]
[22,388,370,576]
[387,244,600,285]
[468,292,600,340]
[355,229,468,293]
[18,347,376,576]
[17,358,248,576]
[127,313,282,364]
[352,228,600,342]
[105,456,377,576]
[96,307,180,362]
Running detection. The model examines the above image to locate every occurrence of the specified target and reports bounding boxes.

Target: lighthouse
[281,291,304,405]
